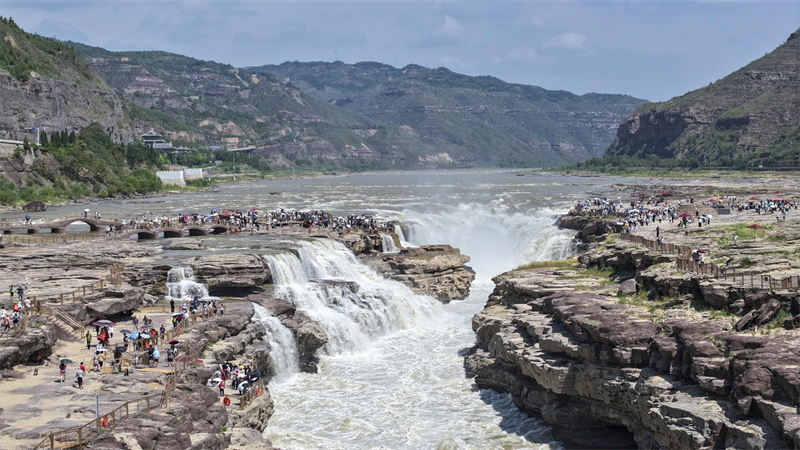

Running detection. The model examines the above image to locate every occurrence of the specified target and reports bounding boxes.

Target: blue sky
[2,1,798,101]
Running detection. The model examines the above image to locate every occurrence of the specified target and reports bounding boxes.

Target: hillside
[251,61,646,165]
[605,29,800,167]
[70,43,443,170]
[0,17,129,143]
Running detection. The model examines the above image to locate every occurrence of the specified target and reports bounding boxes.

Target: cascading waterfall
[394,225,415,248]
[165,266,211,300]
[263,239,441,355]
[398,204,576,276]
[379,232,399,253]
[252,303,300,380]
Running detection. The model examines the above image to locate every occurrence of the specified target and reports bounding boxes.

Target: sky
[1,1,798,102]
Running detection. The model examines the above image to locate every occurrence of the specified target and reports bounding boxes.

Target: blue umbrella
[129,331,140,339]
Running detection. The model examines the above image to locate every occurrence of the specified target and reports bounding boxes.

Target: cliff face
[0,20,130,143]
[466,260,800,449]
[605,29,800,166]
[255,61,647,165]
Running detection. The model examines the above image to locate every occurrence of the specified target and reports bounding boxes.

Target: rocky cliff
[465,223,800,449]
[605,29,800,166]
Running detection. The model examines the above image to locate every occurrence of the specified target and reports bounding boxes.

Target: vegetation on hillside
[0,124,164,205]
[0,16,98,83]
[604,29,800,166]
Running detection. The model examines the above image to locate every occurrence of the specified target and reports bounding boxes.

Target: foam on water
[165,266,211,300]
[380,233,399,253]
[252,303,301,381]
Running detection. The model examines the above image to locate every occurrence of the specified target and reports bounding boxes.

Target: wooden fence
[620,232,800,290]
[28,263,124,306]
[238,378,267,411]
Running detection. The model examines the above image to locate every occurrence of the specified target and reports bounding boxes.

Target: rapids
[4,170,626,448]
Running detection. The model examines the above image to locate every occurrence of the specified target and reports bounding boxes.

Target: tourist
[133,315,139,331]
[153,347,160,366]
[75,364,85,389]
[1,308,9,331]
[97,351,106,370]
[17,285,23,300]
[9,285,13,299]
[59,361,67,383]
[170,298,175,313]
[218,378,225,396]
[160,324,166,335]
[93,352,100,372]
[734,234,739,245]
[85,331,92,350]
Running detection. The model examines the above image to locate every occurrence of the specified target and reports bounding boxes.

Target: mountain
[605,29,800,166]
[69,43,447,170]
[250,61,646,165]
[0,17,129,142]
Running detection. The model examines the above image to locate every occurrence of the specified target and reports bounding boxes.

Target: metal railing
[620,232,800,290]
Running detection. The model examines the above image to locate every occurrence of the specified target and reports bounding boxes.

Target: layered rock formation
[180,253,271,295]
[467,260,800,449]
[467,202,800,449]
[366,244,475,301]
[605,29,800,166]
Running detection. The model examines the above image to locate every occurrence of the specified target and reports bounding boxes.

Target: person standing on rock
[85,331,92,350]
[170,298,175,313]
[133,315,139,332]
[59,361,67,383]
[656,226,660,238]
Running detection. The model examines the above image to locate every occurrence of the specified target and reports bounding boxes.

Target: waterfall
[252,303,300,380]
[165,266,211,300]
[263,239,441,355]
[380,233,399,253]
[398,204,576,276]
[395,224,415,248]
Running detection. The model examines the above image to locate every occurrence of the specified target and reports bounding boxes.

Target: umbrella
[660,191,670,195]
[114,346,127,353]
[211,209,217,213]
[749,197,760,201]
[140,333,151,339]
[129,331,140,339]
[774,191,784,194]
[97,348,108,352]
[171,312,184,316]
[120,329,132,335]
[697,249,707,253]
[169,339,179,344]
[60,359,73,364]
[25,214,31,219]
[92,319,115,327]
[84,209,91,212]
[212,377,222,382]
[771,198,783,202]
[249,208,259,211]
[678,213,693,218]
[747,224,766,229]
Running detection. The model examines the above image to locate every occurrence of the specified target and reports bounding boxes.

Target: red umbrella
[696,249,707,253]
[660,191,670,195]
[747,224,766,229]
[749,197,760,201]
[774,191,784,194]
[678,213,693,218]
[771,198,783,202]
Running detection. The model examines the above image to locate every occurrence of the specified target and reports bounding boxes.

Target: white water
[252,303,301,381]
[380,233,399,253]
[165,266,211,300]
[263,239,442,355]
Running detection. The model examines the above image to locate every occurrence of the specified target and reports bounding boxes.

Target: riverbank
[0,223,474,449]
[465,183,800,449]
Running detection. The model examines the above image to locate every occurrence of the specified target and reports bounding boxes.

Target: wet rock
[181,253,271,294]
[366,245,475,301]
[163,240,207,251]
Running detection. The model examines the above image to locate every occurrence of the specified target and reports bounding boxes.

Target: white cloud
[506,47,538,61]
[544,33,588,50]
[438,55,464,67]
[435,16,463,36]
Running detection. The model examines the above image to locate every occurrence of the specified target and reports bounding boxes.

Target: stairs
[44,307,85,342]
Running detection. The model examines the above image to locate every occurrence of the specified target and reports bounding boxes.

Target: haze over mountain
[252,61,645,165]
[605,29,800,167]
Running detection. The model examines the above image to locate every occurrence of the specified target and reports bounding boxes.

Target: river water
[3,170,623,449]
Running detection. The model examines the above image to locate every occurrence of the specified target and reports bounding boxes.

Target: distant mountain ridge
[251,61,646,165]
[605,29,800,166]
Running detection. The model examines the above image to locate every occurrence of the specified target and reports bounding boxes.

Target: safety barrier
[621,232,799,290]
